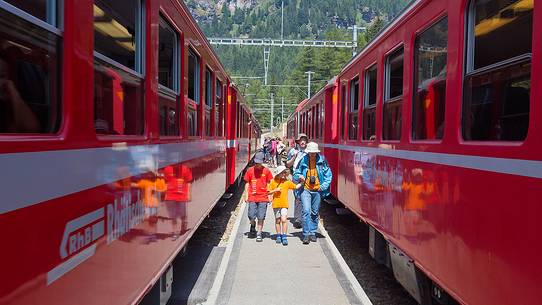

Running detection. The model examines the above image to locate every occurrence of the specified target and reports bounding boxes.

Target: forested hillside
[186,0,411,129]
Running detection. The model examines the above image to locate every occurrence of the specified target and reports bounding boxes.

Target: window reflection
[413,18,448,140]
[463,0,532,141]
[94,1,141,71]
[188,50,200,103]
[4,0,56,24]
[159,95,179,136]
[363,65,377,141]
[188,105,198,137]
[473,0,533,70]
[94,59,144,135]
[158,17,177,90]
[0,8,60,134]
[348,78,359,140]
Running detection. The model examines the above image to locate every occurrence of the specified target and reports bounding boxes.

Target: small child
[267,165,302,246]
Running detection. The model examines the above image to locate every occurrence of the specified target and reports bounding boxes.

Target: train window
[188,49,200,103]
[340,85,347,139]
[94,60,144,135]
[313,106,317,139]
[216,79,223,137]
[413,17,448,140]
[4,0,57,24]
[188,104,197,137]
[205,68,212,137]
[158,17,179,137]
[0,3,61,134]
[236,102,240,138]
[463,0,532,141]
[159,96,178,136]
[363,65,377,140]
[94,0,143,72]
[348,77,359,140]
[309,110,314,139]
[315,104,320,139]
[320,101,324,139]
[158,16,178,92]
[94,0,144,136]
[383,48,404,141]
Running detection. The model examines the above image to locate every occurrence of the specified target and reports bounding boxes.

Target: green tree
[365,17,385,42]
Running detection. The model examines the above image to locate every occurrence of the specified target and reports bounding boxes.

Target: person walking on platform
[269,138,277,167]
[268,165,302,246]
[286,133,308,229]
[293,142,332,244]
[243,152,273,242]
[276,138,286,166]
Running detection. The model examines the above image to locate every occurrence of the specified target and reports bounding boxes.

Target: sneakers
[256,233,263,242]
[302,236,310,244]
[281,235,288,246]
[309,235,317,242]
[276,234,282,244]
[249,225,256,238]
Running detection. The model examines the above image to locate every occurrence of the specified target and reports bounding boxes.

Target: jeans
[293,188,304,223]
[300,190,321,237]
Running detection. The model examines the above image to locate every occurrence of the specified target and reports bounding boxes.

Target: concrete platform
[206,168,372,305]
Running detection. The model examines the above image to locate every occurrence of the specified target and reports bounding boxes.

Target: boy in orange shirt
[268,166,302,246]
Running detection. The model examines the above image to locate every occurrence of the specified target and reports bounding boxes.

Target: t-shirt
[244,166,273,202]
[134,178,166,207]
[304,157,321,191]
[267,178,297,209]
[287,147,306,169]
[270,140,277,154]
[165,165,193,202]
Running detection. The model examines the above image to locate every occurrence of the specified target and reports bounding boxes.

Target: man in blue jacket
[293,142,332,244]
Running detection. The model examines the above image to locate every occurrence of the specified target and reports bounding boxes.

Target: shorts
[273,208,288,218]
[248,202,267,221]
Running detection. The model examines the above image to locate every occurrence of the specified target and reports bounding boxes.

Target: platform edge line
[203,199,247,305]
[319,223,374,305]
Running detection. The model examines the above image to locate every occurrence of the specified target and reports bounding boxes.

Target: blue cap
[253,152,265,164]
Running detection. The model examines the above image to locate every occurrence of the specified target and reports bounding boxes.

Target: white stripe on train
[0,140,226,215]
[323,143,542,179]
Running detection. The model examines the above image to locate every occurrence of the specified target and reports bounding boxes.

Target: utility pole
[281,1,284,40]
[270,93,274,132]
[305,71,314,99]
[281,97,285,123]
[264,47,271,85]
[349,25,366,56]
[352,24,358,56]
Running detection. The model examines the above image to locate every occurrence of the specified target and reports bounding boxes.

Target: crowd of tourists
[243,134,332,245]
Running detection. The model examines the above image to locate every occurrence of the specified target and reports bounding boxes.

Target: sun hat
[275,165,288,175]
[253,152,265,164]
[305,142,320,153]
[296,133,308,141]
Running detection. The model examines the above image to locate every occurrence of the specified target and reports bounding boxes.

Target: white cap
[275,165,288,175]
[305,142,320,153]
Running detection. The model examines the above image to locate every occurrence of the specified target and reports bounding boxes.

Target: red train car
[288,0,540,304]
[0,1,258,305]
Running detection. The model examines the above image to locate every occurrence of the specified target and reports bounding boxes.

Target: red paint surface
[0,1,260,304]
[287,1,542,304]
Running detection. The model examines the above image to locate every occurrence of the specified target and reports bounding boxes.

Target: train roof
[178,0,231,83]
